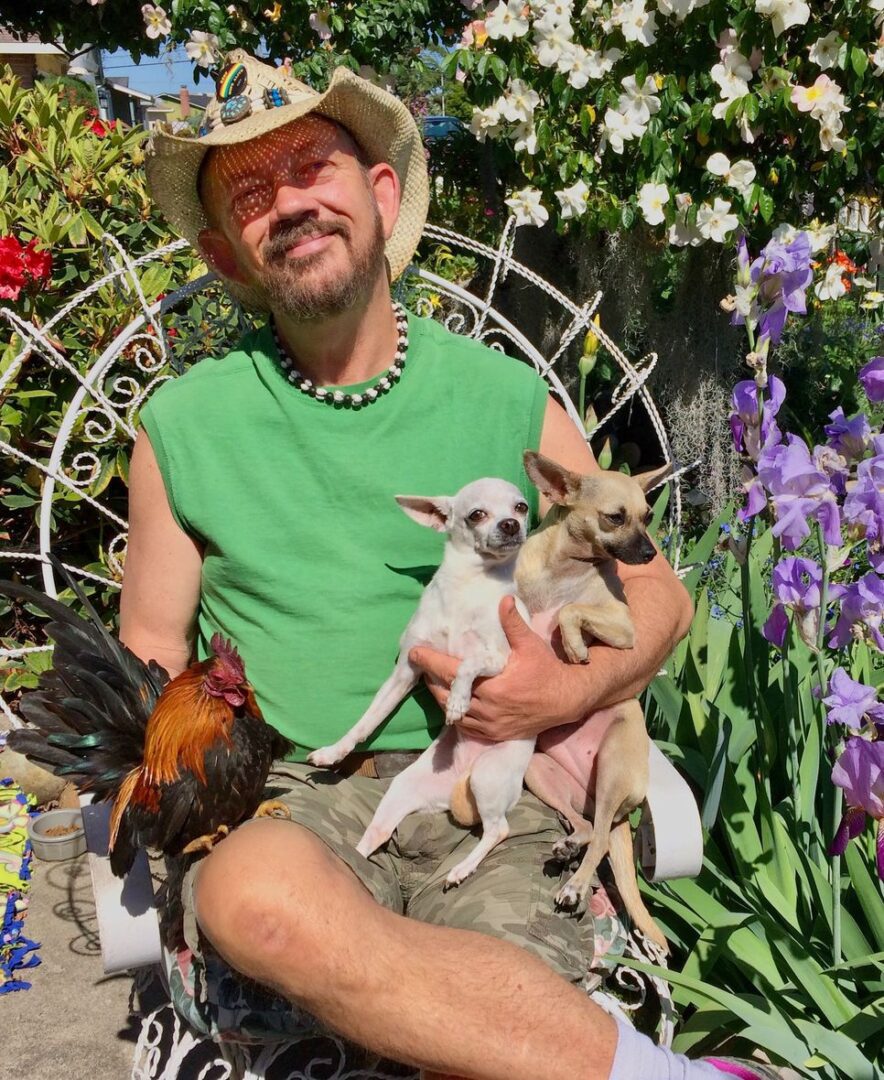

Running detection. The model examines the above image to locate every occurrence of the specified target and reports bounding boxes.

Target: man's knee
[192,818,362,974]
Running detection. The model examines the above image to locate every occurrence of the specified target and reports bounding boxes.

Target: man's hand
[408,596,586,741]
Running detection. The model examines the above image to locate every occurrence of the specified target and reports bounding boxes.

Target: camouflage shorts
[162,758,616,1044]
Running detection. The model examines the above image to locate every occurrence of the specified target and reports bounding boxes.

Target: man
[125,51,781,1080]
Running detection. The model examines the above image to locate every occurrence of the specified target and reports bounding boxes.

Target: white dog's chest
[406,577,515,657]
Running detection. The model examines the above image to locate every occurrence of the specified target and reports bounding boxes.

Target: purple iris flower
[824,408,870,462]
[737,233,814,345]
[730,376,785,461]
[756,434,842,551]
[829,737,884,880]
[829,572,884,650]
[822,668,884,729]
[844,454,884,554]
[813,443,849,497]
[762,556,821,648]
[859,357,884,403]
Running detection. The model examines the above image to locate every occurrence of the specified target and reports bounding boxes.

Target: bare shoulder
[119,429,203,676]
[538,397,597,475]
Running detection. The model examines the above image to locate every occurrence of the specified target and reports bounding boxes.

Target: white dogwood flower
[142,4,171,38]
[469,102,504,141]
[771,223,800,244]
[696,197,739,242]
[505,187,550,227]
[486,0,531,40]
[618,74,661,124]
[711,48,753,116]
[556,178,590,219]
[808,31,843,70]
[818,115,847,152]
[638,181,669,225]
[511,120,539,154]
[185,30,220,68]
[502,79,541,123]
[754,0,810,36]
[815,262,848,301]
[617,0,657,44]
[534,1,575,34]
[804,222,836,252]
[534,24,574,66]
[871,46,884,77]
[705,152,756,194]
[602,108,645,153]
[557,45,596,88]
[656,0,709,18]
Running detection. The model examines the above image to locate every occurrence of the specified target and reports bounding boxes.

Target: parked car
[422,115,466,141]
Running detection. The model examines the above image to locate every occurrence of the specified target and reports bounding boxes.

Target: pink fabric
[706,1060,761,1079]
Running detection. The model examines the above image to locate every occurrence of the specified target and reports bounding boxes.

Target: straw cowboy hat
[145,51,430,308]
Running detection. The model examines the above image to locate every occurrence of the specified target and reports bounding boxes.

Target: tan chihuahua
[516,450,669,953]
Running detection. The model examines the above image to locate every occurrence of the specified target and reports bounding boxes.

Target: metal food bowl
[27,807,87,861]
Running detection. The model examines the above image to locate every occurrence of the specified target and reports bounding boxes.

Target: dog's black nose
[638,541,656,563]
[498,518,520,536]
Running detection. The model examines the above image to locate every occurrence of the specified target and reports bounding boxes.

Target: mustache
[262,220,349,262]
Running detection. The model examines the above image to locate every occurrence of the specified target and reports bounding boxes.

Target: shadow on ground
[3,853,139,1080]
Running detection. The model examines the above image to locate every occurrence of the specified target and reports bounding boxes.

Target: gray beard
[254,211,386,321]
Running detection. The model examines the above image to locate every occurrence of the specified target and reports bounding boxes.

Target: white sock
[609,1019,724,1079]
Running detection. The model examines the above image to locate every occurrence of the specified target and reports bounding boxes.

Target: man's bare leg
[194,818,618,1080]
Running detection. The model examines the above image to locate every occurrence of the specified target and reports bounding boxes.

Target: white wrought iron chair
[0,218,702,1079]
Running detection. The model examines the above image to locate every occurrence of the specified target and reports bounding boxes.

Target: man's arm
[119,429,203,678]
[409,398,694,740]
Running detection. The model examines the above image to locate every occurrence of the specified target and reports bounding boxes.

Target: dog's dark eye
[644,509,653,525]
[514,501,528,515]
[603,511,625,526]
[468,509,487,523]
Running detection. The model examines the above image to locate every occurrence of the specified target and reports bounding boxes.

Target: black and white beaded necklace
[270,302,409,408]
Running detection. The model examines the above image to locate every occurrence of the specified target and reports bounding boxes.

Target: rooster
[1,558,294,884]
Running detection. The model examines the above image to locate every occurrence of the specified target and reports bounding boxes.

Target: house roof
[0,29,64,55]
[157,91,212,109]
[106,81,153,102]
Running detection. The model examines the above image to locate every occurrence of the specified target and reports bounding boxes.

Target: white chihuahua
[308,477,535,887]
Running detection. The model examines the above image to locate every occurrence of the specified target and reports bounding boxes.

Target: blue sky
[101,47,214,96]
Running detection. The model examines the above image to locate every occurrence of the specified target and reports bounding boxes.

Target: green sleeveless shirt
[139,312,548,759]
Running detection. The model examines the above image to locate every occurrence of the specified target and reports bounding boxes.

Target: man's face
[198,116,399,319]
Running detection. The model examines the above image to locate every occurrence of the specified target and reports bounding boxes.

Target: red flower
[833,250,859,274]
[84,116,120,137]
[22,238,51,284]
[0,235,25,301]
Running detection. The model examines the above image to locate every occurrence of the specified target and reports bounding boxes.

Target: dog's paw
[307,744,348,768]
[560,631,590,665]
[555,880,587,911]
[444,864,473,890]
[552,836,584,862]
[356,831,383,858]
[445,690,471,725]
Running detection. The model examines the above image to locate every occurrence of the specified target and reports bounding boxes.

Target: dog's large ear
[522,450,584,505]
[395,495,452,532]
[633,462,676,494]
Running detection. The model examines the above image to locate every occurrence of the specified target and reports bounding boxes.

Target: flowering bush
[0,236,51,302]
[0,69,210,616]
[452,0,883,242]
[14,1,880,258]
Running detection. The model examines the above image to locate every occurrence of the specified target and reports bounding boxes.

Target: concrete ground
[2,851,142,1080]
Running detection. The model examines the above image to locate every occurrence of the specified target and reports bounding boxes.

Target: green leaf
[758,188,775,224]
[851,46,868,78]
[615,955,815,1066]
[845,843,884,951]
